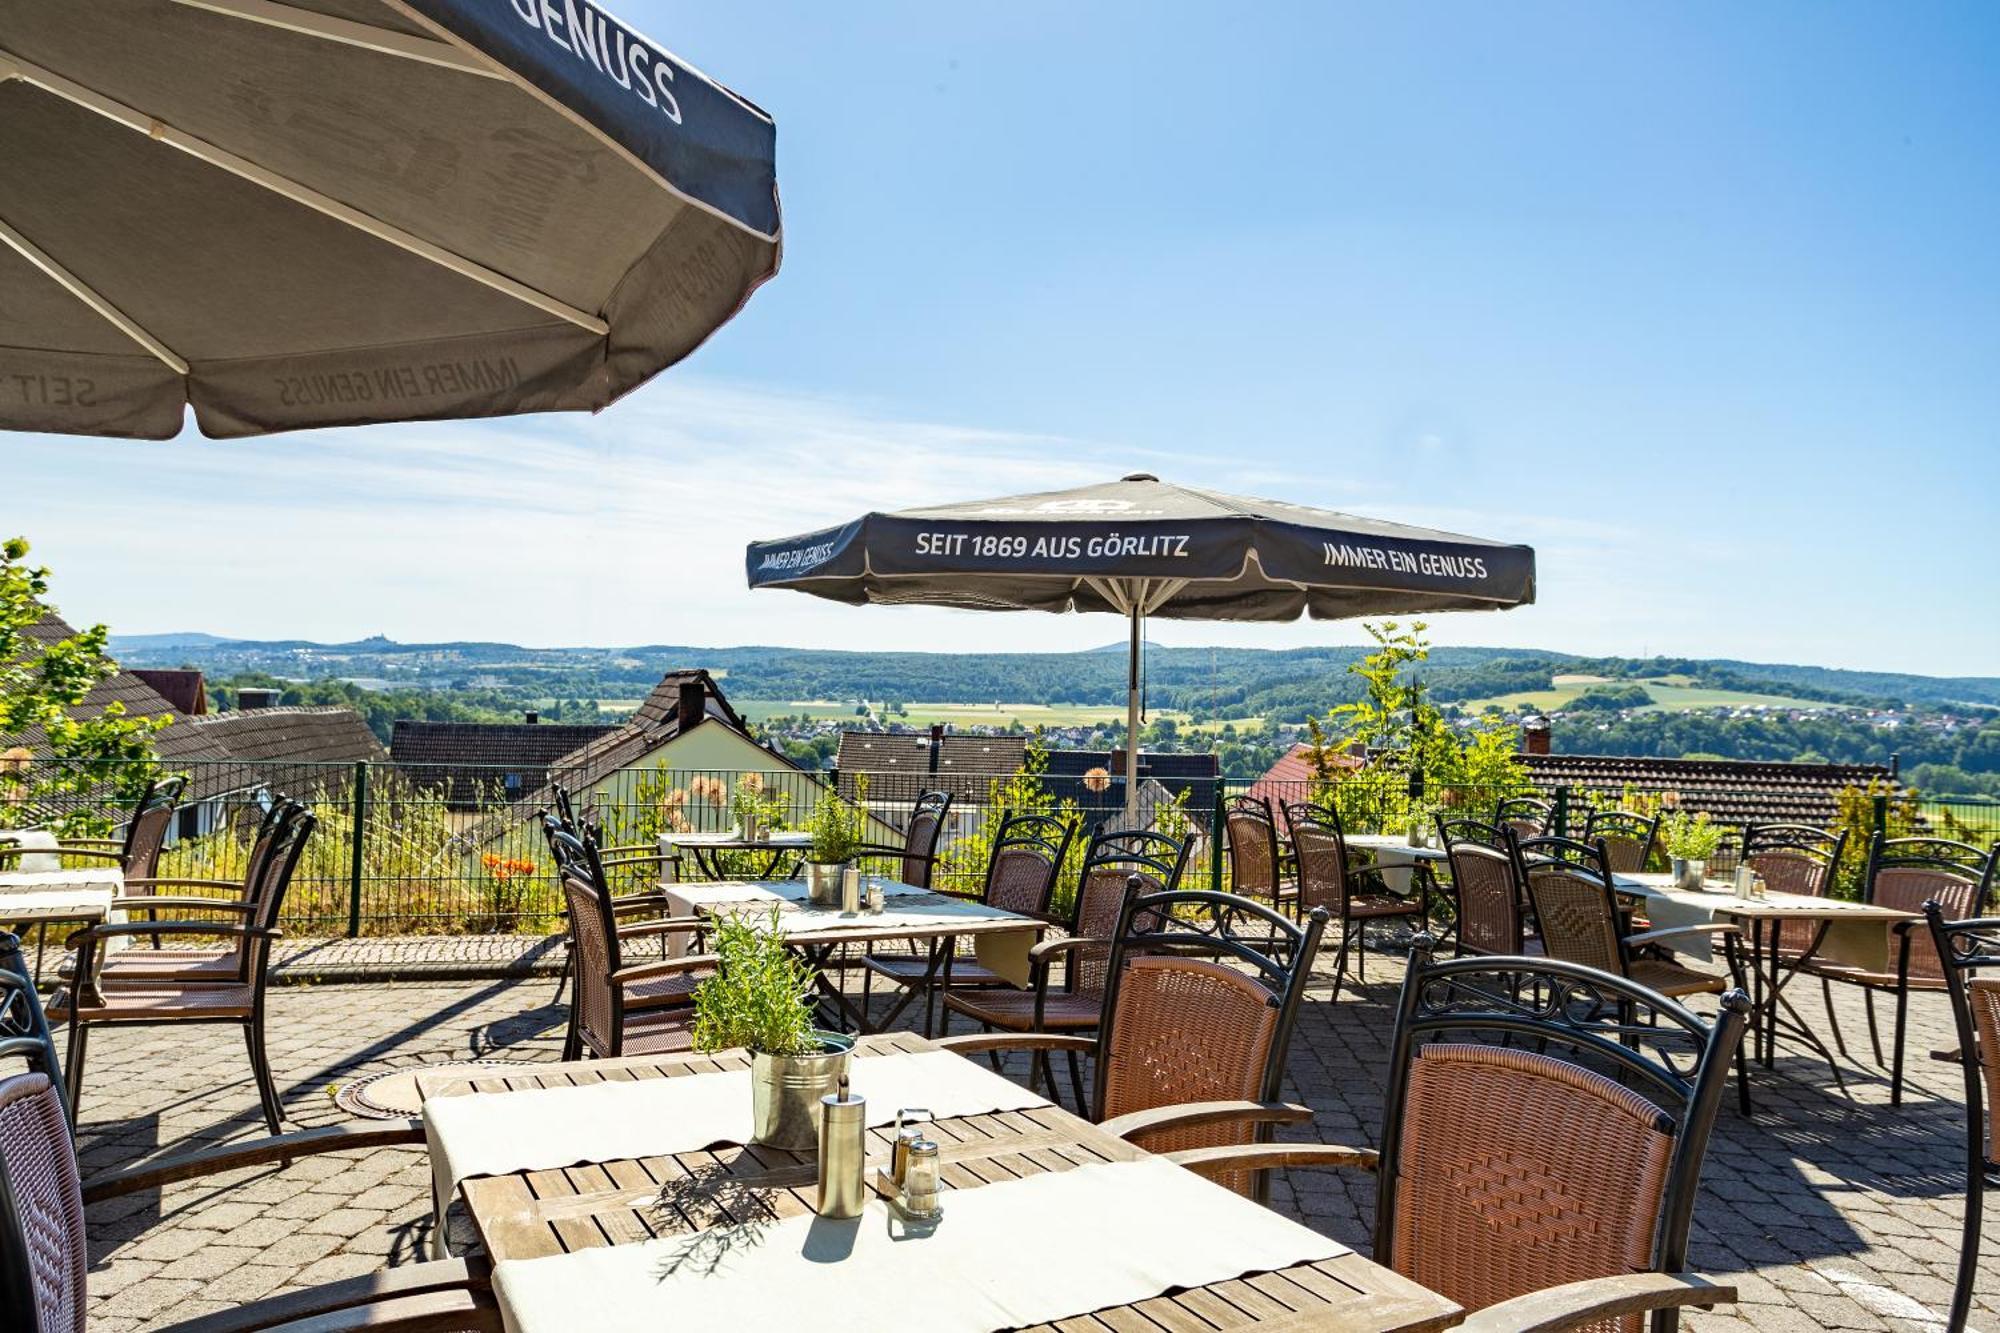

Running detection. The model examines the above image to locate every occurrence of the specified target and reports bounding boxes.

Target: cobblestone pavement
[68,947,1997,1332]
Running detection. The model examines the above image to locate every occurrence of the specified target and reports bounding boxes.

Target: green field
[734,699,1180,729]
[1462,674,1840,716]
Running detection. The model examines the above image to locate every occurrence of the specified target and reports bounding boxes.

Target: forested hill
[106,634,2000,720]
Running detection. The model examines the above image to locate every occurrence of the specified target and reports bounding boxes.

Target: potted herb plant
[729,773,771,842]
[802,788,866,907]
[692,907,853,1150]
[1662,811,1723,889]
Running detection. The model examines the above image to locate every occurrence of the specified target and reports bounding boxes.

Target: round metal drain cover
[332,1059,536,1119]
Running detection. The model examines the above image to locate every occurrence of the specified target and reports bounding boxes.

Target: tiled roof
[130,669,208,716]
[1520,753,1895,828]
[4,610,185,750]
[1244,743,1361,811]
[834,731,1029,804]
[171,707,388,802]
[392,720,617,806]
[1042,748,1220,816]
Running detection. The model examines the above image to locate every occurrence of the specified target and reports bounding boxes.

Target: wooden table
[0,866,124,984]
[422,1033,1461,1332]
[662,879,1046,1034]
[1613,873,1915,1072]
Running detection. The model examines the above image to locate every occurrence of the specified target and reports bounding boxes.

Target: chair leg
[1820,977,1850,1058]
[1863,989,1885,1067]
[1889,984,1911,1106]
[245,1019,283,1136]
[1356,920,1367,983]
[1065,1048,1087,1113]
[551,946,571,1005]
[63,1018,88,1116]
[1328,922,1353,1002]
[1033,1048,1057,1104]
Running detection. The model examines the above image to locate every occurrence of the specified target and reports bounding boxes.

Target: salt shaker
[866,879,886,913]
[900,1133,942,1221]
[840,866,862,913]
[817,1076,867,1219]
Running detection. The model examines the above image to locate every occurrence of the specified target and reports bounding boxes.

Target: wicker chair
[1224,793,1296,917]
[859,811,1074,1036]
[55,798,306,988]
[1495,794,1553,840]
[1803,835,1998,1105]
[853,788,953,890]
[1584,810,1662,875]
[47,810,315,1134]
[0,774,186,881]
[940,888,1327,1200]
[0,931,500,1333]
[1741,823,1847,960]
[1922,903,1999,1333]
[1162,944,1750,1332]
[941,829,1188,1107]
[546,826,713,1061]
[542,788,693,1006]
[1438,819,1536,957]
[1283,802,1420,996]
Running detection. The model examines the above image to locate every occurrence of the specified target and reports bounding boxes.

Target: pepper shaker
[890,1108,932,1189]
[817,1076,867,1219]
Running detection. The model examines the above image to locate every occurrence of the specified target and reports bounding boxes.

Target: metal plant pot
[751,1030,855,1150]
[1672,857,1708,890]
[804,859,850,907]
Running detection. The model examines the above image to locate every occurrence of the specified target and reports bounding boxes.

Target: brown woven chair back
[1520,839,1623,977]
[1495,796,1552,840]
[1974,978,2000,1165]
[1583,811,1659,876]
[1066,830,1189,1001]
[1102,955,1279,1190]
[0,1071,85,1333]
[899,790,952,889]
[119,774,186,879]
[980,813,1073,918]
[1389,1043,1673,1329]
[1379,948,1749,1333]
[1286,806,1356,914]
[1869,837,1997,982]
[1742,824,1845,953]
[561,869,618,1055]
[1224,795,1278,900]
[1448,839,1526,956]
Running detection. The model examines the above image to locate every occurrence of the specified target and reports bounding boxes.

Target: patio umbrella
[746,473,1536,817]
[0,0,778,440]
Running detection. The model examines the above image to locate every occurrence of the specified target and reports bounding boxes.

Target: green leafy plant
[804,780,867,865]
[1661,810,1724,861]
[691,907,822,1056]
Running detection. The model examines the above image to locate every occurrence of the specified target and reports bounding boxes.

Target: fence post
[1871,791,1888,841]
[1552,785,1570,839]
[1209,784,1227,893]
[347,761,368,938]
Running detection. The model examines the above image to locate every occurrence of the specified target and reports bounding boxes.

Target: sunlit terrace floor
[73,945,1999,1332]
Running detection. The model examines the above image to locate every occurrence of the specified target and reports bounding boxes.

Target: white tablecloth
[492,1157,1349,1333]
[425,1048,1051,1253]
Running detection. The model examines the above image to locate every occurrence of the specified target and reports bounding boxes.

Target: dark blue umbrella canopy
[1,0,778,438]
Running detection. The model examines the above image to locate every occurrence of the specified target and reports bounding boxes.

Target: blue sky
[9,2,1998,674]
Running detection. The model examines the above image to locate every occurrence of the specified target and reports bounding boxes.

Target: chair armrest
[83,1120,426,1202]
[123,878,249,892]
[1624,923,1740,950]
[1456,1273,1735,1333]
[150,1259,490,1333]
[611,954,718,987]
[0,846,124,864]
[597,855,667,872]
[614,917,709,939]
[106,896,255,914]
[1100,1099,1313,1143]
[68,921,279,947]
[608,892,679,913]
[1028,936,1105,965]
[596,843,663,857]
[1163,1143,1379,1181]
[934,1033,1096,1057]
[57,838,124,849]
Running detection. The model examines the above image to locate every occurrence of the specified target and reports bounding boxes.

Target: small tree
[1306,620,1529,832]
[0,537,166,832]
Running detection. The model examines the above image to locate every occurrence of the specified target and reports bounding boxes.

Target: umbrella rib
[161,0,504,79]
[0,50,610,337]
[0,214,188,375]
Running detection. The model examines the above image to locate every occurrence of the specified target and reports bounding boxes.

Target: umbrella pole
[1126,604,1141,822]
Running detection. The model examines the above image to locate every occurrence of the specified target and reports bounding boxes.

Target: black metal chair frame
[1813,835,1997,1106]
[58,807,315,1135]
[1283,801,1423,996]
[860,810,1076,1038]
[1436,817,1533,957]
[1494,794,1553,838]
[1923,902,1999,1333]
[1224,792,1292,917]
[850,787,954,890]
[1583,808,1662,873]
[544,784,691,1006]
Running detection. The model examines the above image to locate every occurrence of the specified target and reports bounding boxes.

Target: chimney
[928,723,946,774]
[676,678,706,732]
[523,710,539,725]
[236,687,282,711]
[1521,714,1551,757]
